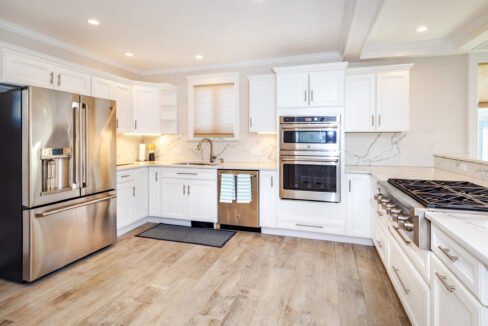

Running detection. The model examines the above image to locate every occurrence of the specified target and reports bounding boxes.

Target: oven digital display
[283,130,336,144]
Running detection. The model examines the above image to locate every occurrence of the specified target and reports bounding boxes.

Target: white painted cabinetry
[186,179,218,223]
[116,170,135,229]
[346,173,372,238]
[248,74,276,133]
[148,167,161,216]
[1,49,91,95]
[431,255,487,326]
[259,171,277,227]
[133,86,160,134]
[345,65,412,132]
[274,63,347,109]
[134,168,148,220]
[161,178,187,219]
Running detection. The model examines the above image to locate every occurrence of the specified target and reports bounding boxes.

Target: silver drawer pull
[176,172,198,176]
[120,175,131,178]
[377,240,383,248]
[393,225,411,245]
[296,223,324,229]
[36,195,116,217]
[435,272,456,292]
[438,246,459,262]
[392,266,410,294]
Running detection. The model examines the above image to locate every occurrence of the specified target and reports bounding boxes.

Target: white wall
[345,55,469,167]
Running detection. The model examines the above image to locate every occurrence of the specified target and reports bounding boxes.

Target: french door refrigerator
[0,86,117,282]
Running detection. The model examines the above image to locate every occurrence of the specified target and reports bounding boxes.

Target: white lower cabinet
[148,167,161,216]
[186,180,217,223]
[161,178,187,219]
[431,255,487,326]
[259,171,277,227]
[388,233,430,326]
[134,168,148,220]
[116,173,135,229]
[346,173,372,238]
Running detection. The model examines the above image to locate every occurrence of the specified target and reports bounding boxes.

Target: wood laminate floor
[0,224,410,326]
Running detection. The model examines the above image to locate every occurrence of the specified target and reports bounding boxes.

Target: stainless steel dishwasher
[217,170,259,228]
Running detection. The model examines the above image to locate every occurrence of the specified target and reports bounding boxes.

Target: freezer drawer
[23,191,116,282]
[218,170,259,228]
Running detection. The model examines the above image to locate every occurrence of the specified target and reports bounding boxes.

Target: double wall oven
[279,116,341,203]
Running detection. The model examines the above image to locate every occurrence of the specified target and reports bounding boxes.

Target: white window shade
[193,83,235,137]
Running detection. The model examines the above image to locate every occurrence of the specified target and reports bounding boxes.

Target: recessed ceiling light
[195,54,203,60]
[87,19,100,26]
[125,52,134,57]
[416,25,428,33]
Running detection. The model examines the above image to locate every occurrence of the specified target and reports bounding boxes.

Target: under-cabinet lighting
[416,25,428,33]
[87,19,100,26]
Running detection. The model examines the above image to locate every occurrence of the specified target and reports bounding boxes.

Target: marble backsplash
[434,155,488,182]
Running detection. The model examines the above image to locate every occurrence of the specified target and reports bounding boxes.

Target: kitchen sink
[173,162,218,166]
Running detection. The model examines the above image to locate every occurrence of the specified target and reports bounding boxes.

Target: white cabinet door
[134,168,148,221]
[161,178,187,219]
[113,82,134,134]
[376,71,409,132]
[91,76,114,100]
[133,86,160,134]
[2,51,53,88]
[116,181,135,229]
[148,168,161,217]
[431,255,487,326]
[259,171,277,227]
[345,74,376,132]
[248,75,276,133]
[187,180,217,223]
[309,70,344,107]
[346,174,372,238]
[276,73,309,108]
[54,66,91,95]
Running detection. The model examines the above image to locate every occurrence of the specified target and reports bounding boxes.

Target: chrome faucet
[197,138,216,163]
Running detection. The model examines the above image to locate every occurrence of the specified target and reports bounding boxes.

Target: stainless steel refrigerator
[0,85,117,282]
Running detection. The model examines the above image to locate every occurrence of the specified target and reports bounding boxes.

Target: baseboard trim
[261,227,373,246]
[117,216,192,236]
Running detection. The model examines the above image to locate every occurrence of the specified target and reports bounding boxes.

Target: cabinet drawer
[374,223,388,266]
[388,234,430,326]
[117,170,135,183]
[431,255,487,326]
[432,225,488,306]
[161,167,217,181]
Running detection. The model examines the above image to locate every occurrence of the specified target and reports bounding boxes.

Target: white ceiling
[1,0,488,75]
[0,0,345,71]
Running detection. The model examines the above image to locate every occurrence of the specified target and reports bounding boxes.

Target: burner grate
[387,178,488,211]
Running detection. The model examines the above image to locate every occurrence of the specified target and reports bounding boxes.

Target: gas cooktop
[387,178,488,212]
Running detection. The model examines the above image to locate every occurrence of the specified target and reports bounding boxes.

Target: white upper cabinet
[248,74,276,133]
[345,74,376,132]
[1,49,91,95]
[309,70,344,107]
[91,76,134,134]
[345,64,412,132]
[376,71,410,132]
[133,86,160,134]
[274,63,347,109]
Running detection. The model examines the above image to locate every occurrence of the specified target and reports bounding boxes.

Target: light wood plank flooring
[0,224,410,326]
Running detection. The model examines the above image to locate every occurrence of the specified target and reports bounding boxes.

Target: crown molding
[346,63,414,74]
[360,38,454,59]
[140,52,342,76]
[0,18,142,75]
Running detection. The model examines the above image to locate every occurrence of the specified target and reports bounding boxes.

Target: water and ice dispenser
[41,148,72,193]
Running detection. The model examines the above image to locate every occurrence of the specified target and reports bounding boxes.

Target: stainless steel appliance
[279,115,341,202]
[217,170,259,228]
[0,85,116,282]
[375,178,488,250]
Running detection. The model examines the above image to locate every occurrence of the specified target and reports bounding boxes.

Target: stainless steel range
[376,178,488,250]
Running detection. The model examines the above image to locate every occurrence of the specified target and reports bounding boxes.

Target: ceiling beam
[340,0,384,61]
[450,7,488,52]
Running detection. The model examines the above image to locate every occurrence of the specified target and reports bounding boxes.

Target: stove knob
[391,208,402,215]
[374,193,383,201]
[398,215,410,222]
[404,222,414,232]
[391,213,399,221]
[386,203,396,214]
[381,198,390,204]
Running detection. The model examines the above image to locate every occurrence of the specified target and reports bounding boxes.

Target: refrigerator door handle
[72,101,80,188]
[35,194,116,217]
[81,102,88,188]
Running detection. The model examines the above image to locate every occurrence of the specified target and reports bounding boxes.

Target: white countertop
[117,161,277,171]
[345,165,488,187]
[426,211,488,268]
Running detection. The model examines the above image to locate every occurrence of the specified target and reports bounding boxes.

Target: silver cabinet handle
[183,185,185,195]
[377,240,383,248]
[134,120,137,130]
[132,186,135,197]
[116,119,119,129]
[435,272,455,292]
[438,246,459,262]
[250,117,253,129]
[378,114,381,126]
[50,72,54,85]
[371,115,375,127]
[120,174,131,178]
[311,89,314,102]
[296,223,323,229]
[393,225,411,245]
[270,176,273,188]
[57,73,61,86]
[176,172,198,176]
[188,185,191,195]
[36,194,116,217]
[304,89,307,102]
[348,180,352,192]
[155,172,158,182]
[392,266,410,294]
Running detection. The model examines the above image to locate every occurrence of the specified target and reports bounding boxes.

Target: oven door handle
[281,124,338,130]
[281,156,339,163]
[280,159,340,166]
